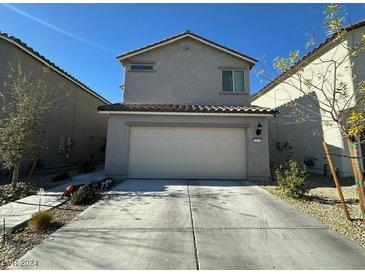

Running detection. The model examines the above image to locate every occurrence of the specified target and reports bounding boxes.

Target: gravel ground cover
[260,176,364,248]
[0,202,88,269]
[0,182,39,206]
[0,169,91,206]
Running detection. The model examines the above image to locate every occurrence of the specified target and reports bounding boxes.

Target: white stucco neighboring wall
[252,27,365,177]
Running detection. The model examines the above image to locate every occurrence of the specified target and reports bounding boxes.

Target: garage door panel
[128,126,246,179]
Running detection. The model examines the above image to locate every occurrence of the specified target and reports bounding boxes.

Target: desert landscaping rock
[0,182,38,205]
[0,202,87,269]
[0,168,102,206]
[261,184,365,247]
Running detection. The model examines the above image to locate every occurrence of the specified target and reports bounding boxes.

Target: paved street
[10,179,365,269]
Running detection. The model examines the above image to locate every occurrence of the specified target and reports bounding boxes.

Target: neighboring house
[252,20,365,177]
[0,31,110,176]
[98,31,276,181]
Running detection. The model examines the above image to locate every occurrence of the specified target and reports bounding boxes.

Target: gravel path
[0,202,88,269]
[260,184,365,247]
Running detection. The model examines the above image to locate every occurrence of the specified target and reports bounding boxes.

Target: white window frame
[222,69,245,92]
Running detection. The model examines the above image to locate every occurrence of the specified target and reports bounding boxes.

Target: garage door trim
[125,121,250,128]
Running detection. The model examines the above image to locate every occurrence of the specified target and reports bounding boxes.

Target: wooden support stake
[323,142,351,220]
[347,142,365,221]
[2,218,5,244]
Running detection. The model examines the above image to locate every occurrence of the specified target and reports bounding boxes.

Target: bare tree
[259,4,365,222]
[0,61,60,187]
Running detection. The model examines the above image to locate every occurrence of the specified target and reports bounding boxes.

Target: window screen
[234,71,244,92]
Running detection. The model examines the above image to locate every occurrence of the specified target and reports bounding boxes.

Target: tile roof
[98,103,276,115]
[0,31,110,104]
[117,30,258,68]
[251,18,365,101]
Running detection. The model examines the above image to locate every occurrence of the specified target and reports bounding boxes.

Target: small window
[222,70,245,92]
[130,64,154,71]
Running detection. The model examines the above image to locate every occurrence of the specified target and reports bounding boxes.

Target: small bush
[28,210,54,232]
[70,187,100,205]
[275,160,309,198]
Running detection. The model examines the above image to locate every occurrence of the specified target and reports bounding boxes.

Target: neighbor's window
[222,70,245,92]
[130,64,154,71]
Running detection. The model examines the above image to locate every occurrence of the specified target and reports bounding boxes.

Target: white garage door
[128,126,246,179]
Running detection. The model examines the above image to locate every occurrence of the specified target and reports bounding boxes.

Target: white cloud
[2,4,117,54]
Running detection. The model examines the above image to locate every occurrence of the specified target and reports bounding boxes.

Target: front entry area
[128,126,247,179]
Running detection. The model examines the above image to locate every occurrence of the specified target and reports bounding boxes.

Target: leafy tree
[0,61,60,187]
[259,4,365,222]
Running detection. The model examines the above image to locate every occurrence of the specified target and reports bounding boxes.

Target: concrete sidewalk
[47,169,107,192]
[0,169,108,236]
[0,194,67,235]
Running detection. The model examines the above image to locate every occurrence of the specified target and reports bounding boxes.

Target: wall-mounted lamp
[256,123,262,136]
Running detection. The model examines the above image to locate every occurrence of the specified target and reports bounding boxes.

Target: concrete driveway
[11,179,365,269]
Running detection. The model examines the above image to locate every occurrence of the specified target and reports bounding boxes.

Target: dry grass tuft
[27,210,54,232]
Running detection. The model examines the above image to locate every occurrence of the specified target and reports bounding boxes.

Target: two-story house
[98,31,276,181]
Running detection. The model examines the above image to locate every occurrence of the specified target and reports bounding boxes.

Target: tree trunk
[347,138,365,224]
[27,156,38,182]
[11,161,21,188]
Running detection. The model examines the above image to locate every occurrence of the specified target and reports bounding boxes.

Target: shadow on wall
[268,91,350,177]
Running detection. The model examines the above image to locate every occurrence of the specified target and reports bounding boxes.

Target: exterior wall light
[256,122,262,136]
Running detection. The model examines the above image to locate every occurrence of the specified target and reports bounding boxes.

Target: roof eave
[98,110,274,117]
[0,32,111,105]
[116,32,257,68]
[252,18,365,102]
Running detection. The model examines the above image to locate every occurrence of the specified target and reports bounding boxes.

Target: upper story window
[222,70,245,92]
[129,64,154,71]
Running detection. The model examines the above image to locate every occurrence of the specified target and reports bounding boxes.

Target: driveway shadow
[111,179,254,193]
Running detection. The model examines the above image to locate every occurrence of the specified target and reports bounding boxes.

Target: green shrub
[70,187,100,205]
[275,160,309,198]
[28,210,54,232]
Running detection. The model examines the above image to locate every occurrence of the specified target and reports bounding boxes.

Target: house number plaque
[253,138,262,143]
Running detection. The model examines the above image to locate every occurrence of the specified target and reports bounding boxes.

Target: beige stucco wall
[104,113,270,182]
[122,37,252,106]
[0,37,108,172]
[252,27,365,177]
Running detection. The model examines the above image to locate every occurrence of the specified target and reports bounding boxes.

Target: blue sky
[0,3,364,103]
